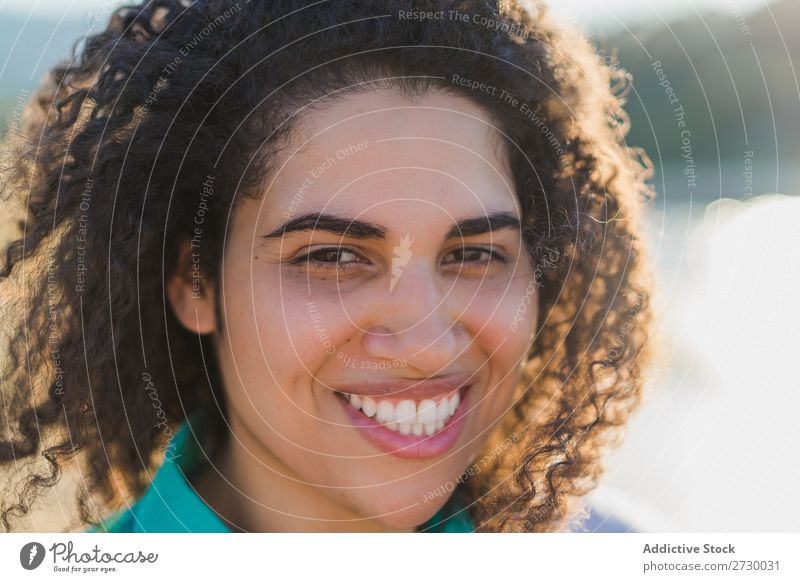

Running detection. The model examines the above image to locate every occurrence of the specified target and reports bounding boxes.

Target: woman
[0,0,654,532]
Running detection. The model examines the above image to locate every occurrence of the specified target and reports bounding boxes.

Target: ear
[166,239,217,335]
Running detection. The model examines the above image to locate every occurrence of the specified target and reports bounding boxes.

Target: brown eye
[290,247,365,272]
[443,246,506,268]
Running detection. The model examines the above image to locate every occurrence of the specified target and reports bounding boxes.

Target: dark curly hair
[0,0,654,532]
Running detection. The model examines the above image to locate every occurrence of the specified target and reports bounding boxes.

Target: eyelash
[290,246,506,272]
[290,248,364,272]
[444,247,507,267]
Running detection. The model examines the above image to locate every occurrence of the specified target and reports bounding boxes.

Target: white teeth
[376,400,394,424]
[448,392,459,415]
[417,399,437,425]
[436,399,449,423]
[362,397,377,418]
[342,390,464,436]
[394,400,416,423]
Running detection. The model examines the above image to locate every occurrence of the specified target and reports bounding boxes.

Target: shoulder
[418,483,474,533]
[85,412,230,533]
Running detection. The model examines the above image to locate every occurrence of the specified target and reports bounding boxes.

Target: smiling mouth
[334,384,470,437]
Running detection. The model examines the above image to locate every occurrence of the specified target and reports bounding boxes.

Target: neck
[192,411,415,533]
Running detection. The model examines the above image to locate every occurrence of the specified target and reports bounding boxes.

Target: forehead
[262,87,520,222]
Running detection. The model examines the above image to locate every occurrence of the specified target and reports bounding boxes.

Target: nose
[361,258,467,372]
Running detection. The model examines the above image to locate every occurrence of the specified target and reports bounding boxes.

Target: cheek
[218,265,323,432]
[464,277,537,415]
[464,274,538,361]
[231,267,347,376]
[220,269,359,441]
[260,283,351,371]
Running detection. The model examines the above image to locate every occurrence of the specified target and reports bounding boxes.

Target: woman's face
[176,88,538,529]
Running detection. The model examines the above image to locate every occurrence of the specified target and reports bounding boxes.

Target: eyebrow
[261,211,521,241]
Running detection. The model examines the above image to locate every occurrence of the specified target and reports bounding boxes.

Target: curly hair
[0,0,654,532]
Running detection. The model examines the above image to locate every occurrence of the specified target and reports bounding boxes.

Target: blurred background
[1,0,798,531]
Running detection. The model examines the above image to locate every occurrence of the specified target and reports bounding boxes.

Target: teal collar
[93,412,473,533]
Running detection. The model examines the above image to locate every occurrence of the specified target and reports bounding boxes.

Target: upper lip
[334,373,474,400]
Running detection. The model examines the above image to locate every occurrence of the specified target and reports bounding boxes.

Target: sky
[0,0,776,31]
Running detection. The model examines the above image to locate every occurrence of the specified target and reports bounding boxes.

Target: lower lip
[337,385,472,460]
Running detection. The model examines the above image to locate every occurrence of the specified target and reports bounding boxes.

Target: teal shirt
[90,414,474,533]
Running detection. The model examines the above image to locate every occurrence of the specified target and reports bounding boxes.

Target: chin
[371,504,440,531]
[346,483,453,530]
